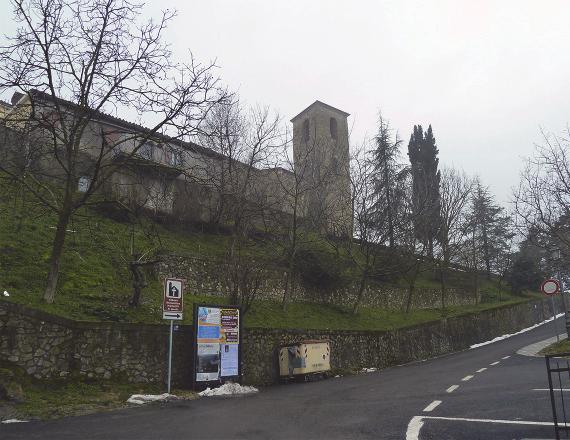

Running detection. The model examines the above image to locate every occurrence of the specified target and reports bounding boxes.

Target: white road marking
[476,367,487,373]
[490,361,500,366]
[533,388,570,392]
[470,313,564,349]
[406,416,424,440]
[461,375,474,382]
[423,400,442,412]
[446,385,459,393]
[405,415,556,440]
[502,355,510,359]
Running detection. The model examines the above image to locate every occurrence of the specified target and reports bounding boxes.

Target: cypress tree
[407,124,441,257]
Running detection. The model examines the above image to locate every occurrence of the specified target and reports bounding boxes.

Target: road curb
[517,334,567,357]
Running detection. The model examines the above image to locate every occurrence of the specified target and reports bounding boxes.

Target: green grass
[0,178,533,330]
[0,360,194,420]
[539,338,570,356]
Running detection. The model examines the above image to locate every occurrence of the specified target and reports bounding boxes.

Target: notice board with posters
[193,304,241,388]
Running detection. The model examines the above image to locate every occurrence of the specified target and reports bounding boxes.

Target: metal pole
[551,295,561,343]
[167,320,173,394]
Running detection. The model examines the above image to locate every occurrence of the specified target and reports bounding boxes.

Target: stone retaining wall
[0,301,193,387]
[157,254,477,310]
[0,298,560,387]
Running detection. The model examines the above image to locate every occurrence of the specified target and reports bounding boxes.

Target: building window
[168,148,182,167]
[139,141,155,160]
[78,176,91,193]
[330,117,338,140]
[302,119,310,142]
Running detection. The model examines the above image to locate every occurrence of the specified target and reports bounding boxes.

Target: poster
[220,308,239,344]
[196,343,220,382]
[197,307,222,343]
[220,344,239,377]
[197,307,220,326]
[194,304,241,385]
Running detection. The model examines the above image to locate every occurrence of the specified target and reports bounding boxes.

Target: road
[2,316,567,440]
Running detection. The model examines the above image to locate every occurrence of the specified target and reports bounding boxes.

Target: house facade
[0,91,352,235]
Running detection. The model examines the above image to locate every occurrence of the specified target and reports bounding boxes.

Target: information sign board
[193,304,241,388]
[163,278,184,320]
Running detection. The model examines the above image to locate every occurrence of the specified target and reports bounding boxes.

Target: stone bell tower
[291,100,352,236]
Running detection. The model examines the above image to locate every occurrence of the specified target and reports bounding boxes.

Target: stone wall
[157,254,477,310]
[0,301,193,387]
[241,298,559,385]
[0,297,561,387]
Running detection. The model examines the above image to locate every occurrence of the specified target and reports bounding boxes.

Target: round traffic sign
[541,279,561,296]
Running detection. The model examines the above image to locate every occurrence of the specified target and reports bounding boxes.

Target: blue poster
[197,325,220,340]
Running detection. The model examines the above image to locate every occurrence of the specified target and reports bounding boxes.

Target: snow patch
[127,393,178,405]
[1,419,28,424]
[198,382,258,397]
[470,313,565,349]
[361,367,377,373]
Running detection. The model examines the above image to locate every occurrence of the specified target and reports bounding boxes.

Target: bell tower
[291,100,352,236]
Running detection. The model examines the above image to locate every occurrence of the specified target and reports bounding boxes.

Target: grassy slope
[0,360,195,420]
[539,339,570,356]
[0,182,539,331]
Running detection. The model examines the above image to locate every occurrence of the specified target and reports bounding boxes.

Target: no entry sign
[541,279,561,296]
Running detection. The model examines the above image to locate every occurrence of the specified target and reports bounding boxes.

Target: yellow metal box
[279,340,330,377]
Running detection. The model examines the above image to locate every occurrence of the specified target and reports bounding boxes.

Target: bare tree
[0,0,226,302]
[514,128,570,249]
[395,171,428,313]
[270,131,333,311]
[190,100,283,309]
[436,167,472,309]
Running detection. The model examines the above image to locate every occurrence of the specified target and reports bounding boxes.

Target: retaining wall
[0,298,560,387]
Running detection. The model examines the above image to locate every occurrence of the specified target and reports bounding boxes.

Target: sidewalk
[517,334,568,357]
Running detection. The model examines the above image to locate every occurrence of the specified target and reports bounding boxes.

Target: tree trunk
[440,264,447,310]
[353,274,367,314]
[43,208,73,303]
[282,271,290,312]
[405,281,415,314]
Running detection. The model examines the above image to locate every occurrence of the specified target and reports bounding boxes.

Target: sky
[1,0,569,206]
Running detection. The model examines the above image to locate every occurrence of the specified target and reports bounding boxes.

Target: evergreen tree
[469,180,514,278]
[370,114,403,248]
[407,124,441,257]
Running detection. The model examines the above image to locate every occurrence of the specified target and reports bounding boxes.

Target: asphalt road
[2,316,568,440]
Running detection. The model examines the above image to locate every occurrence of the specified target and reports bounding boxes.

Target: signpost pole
[542,278,562,344]
[167,320,173,394]
[551,295,560,343]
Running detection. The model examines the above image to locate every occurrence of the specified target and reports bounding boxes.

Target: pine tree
[469,180,514,278]
[407,124,441,257]
[370,114,403,248]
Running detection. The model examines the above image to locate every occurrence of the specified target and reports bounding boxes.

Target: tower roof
[290,100,350,123]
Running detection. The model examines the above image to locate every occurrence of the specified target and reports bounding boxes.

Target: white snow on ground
[127,393,178,405]
[1,419,28,424]
[470,312,565,349]
[198,382,258,397]
[361,367,377,373]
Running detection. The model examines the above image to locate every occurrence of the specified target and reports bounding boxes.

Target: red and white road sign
[541,278,561,296]
[163,278,184,320]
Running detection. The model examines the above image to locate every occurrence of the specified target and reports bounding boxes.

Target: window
[139,141,154,160]
[330,117,338,140]
[302,119,310,142]
[78,176,91,193]
[168,148,182,167]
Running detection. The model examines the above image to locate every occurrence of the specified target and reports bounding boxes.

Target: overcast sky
[2,0,569,206]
